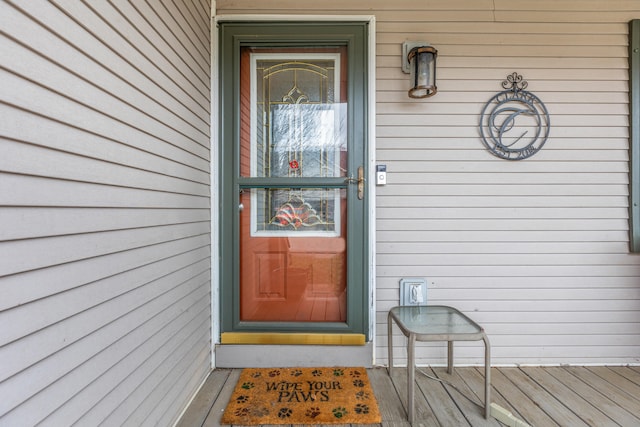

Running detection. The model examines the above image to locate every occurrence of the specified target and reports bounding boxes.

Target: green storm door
[219,22,369,341]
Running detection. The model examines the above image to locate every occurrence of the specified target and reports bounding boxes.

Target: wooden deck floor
[178,366,640,426]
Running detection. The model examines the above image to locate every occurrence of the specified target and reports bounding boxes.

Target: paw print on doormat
[305,407,321,418]
[349,369,363,378]
[355,390,370,400]
[352,379,365,388]
[250,371,262,378]
[332,407,348,419]
[233,407,250,417]
[235,395,249,403]
[354,403,370,414]
[278,408,293,419]
[241,381,254,390]
[333,368,345,376]
[312,369,323,377]
[290,369,303,377]
[268,369,281,377]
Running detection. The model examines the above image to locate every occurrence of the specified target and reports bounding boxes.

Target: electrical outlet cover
[400,278,428,306]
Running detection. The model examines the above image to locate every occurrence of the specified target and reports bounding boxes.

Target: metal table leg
[387,312,393,375]
[483,334,491,419]
[407,333,416,424]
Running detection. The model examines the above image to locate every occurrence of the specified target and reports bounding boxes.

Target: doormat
[221,367,381,425]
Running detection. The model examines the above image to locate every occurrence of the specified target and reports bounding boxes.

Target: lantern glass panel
[408,46,437,98]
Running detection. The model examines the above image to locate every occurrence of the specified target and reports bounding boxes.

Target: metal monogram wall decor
[479,73,550,160]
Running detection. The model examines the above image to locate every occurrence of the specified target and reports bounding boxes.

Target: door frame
[212,15,377,358]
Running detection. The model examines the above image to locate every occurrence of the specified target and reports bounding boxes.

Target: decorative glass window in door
[249,52,346,237]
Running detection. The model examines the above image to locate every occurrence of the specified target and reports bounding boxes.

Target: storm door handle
[345,166,365,200]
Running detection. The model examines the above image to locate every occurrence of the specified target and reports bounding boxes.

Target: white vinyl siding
[374,0,639,366]
[0,0,211,425]
[216,0,640,366]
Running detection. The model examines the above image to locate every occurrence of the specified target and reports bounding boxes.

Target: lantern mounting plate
[402,41,431,73]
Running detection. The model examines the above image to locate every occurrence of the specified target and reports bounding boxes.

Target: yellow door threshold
[221,332,366,345]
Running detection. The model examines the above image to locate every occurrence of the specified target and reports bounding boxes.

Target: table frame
[387,305,491,423]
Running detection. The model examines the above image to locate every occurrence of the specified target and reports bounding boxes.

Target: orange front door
[238,47,349,323]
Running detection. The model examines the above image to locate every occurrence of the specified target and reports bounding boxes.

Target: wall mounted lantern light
[402,41,438,98]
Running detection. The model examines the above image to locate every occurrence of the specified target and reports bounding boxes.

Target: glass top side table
[387,305,491,423]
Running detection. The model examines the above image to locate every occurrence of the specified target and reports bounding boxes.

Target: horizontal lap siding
[375,1,640,367]
[216,0,640,365]
[0,0,211,426]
